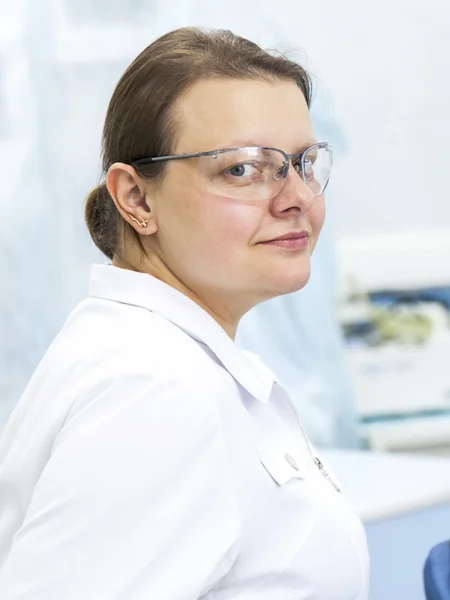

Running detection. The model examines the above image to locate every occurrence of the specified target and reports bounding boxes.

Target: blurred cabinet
[337,231,450,454]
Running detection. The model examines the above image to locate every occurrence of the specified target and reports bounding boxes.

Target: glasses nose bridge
[272,149,297,181]
[280,151,303,177]
[271,151,311,204]
[282,160,315,208]
[286,151,301,161]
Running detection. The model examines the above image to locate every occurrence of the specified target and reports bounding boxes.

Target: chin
[283,272,311,294]
[260,269,311,300]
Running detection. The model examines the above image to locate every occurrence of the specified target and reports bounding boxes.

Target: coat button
[284,453,299,471]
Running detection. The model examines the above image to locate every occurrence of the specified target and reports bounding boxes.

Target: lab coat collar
[88,264,274,403]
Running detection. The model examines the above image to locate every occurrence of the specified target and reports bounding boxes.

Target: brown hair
[85,27,313,260]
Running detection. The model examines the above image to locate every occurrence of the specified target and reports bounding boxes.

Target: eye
[226,163,258,177]
[293,155,317,179]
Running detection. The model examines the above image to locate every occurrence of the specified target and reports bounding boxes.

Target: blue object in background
[424,541,450,600]
[366,504,450,600]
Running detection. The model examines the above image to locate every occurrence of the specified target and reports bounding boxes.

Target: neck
[112,255,242,340]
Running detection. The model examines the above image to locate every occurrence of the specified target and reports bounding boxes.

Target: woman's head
[85,27,330,329]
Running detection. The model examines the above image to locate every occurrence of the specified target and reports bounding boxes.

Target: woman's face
[146,77,326,311]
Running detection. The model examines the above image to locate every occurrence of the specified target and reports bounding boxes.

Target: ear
[106,163,157,235]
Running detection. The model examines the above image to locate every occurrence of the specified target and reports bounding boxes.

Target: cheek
[158,172,263,262]
[309,197,326,250]
[179,190,261,248]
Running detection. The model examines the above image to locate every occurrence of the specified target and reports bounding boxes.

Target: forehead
[173,77,315,153]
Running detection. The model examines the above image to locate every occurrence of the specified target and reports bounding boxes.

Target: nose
[271,165,315,215]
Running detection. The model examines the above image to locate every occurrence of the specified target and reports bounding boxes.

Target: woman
[0,27,369,599]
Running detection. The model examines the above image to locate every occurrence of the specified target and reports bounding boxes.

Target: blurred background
[2,0,450,452]
[1,1,450,598]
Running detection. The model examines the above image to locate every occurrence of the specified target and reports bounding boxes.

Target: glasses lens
[300,144,332,195]
[198,148,286,200]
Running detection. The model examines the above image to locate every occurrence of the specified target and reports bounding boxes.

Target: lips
[257,231,310,250]
[263,231,309,243]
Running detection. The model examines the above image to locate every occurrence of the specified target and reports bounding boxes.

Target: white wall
[262,0,450,239]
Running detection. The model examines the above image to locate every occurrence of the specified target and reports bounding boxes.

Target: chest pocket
[256,430,310,486]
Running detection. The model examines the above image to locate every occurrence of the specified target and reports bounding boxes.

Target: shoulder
[54,358,239,521]
[48,296,220,389]
[66,356,225,431]
[11,295,240,453]
[22,297,240,444]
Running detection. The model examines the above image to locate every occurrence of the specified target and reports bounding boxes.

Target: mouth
[258,231,310,250]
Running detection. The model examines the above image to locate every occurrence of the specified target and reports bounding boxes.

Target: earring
[129,215,148,229]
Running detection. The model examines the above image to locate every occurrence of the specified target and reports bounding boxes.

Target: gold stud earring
[129,215,148,229]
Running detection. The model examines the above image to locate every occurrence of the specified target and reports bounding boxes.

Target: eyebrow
[222,138,318,152]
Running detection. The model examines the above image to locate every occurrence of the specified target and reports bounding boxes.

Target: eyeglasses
[131,142,332,201]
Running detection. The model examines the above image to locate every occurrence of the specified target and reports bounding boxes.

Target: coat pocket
[256,431,308,486]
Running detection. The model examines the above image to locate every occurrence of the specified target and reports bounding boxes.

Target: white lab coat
[0,265,369,599]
